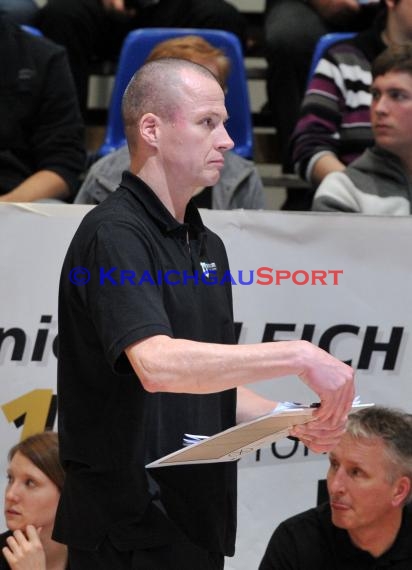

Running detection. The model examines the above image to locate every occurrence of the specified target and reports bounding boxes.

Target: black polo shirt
[259,502,412,569]
[55,172,237,555]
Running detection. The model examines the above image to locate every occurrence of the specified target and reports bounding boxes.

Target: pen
[291,402,321,408]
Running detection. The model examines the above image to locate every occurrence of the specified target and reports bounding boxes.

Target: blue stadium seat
[98,28,253,159]
[307,32,356,85]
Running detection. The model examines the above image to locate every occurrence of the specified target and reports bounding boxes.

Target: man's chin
[196,174,220,190]
[208,170,222,185]
[331,510,352,530]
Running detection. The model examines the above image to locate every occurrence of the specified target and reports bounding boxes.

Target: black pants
[68,536,225,570]
[35,0,247,115]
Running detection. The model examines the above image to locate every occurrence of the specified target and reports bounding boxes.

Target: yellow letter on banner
[2,389,54,440]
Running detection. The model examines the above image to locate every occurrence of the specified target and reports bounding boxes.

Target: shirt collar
[119,170,207,239]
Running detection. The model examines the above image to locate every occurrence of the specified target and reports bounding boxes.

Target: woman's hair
[8,431,64,492]
[146,35,231,88]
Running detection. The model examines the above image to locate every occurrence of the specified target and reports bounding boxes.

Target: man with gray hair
[259,406,412,569]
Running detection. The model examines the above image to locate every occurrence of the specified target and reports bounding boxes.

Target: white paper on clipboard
[146,403,373,468]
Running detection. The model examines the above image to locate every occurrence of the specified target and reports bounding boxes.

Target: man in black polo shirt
[259,406,412,570]
[55,58,354,569]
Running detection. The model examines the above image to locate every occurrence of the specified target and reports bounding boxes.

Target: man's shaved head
[122,57,220,134]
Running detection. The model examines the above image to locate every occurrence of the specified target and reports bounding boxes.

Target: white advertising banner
[0,204,411,568]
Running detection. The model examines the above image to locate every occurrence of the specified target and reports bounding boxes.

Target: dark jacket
[0,14,85,198]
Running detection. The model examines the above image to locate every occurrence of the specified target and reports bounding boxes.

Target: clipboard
[146,403,373,468]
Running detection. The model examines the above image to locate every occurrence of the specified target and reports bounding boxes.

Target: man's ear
[392,476,411,508]
[140,112,160,145]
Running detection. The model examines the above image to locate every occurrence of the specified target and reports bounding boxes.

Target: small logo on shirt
[200,261,217,278]
[18,68,35,81]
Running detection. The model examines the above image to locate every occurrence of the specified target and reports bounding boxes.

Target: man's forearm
[311,154,346,187]
[0,170,69,202]
[126,334,353,407]
[306,0,360,21]
[126,335,307,395]
[126,335,354,452]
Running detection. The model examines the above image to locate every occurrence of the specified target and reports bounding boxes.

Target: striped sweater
[291,16,385,184]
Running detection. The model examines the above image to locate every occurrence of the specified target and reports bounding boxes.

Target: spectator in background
[259,406,412,569]
[35,0,248,117]
[75,34,265,210]
[313,44,412,214]
[264,0,380,175]
[291,0,412,197]
[0,432,67,570]
[0,14,85,202]
[264,0,380,212]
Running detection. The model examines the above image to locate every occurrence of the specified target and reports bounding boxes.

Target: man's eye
[391,92,406,101]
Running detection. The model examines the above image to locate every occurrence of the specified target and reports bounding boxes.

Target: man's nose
[217,124,234,151]
[373,95,388,115]
[328,469,346,496]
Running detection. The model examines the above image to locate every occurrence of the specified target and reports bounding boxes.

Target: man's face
[327,433,405,536]
[370,70,412,158]
[156,69,234,192]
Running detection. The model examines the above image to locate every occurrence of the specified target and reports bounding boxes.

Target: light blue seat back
[98,27,253,159]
